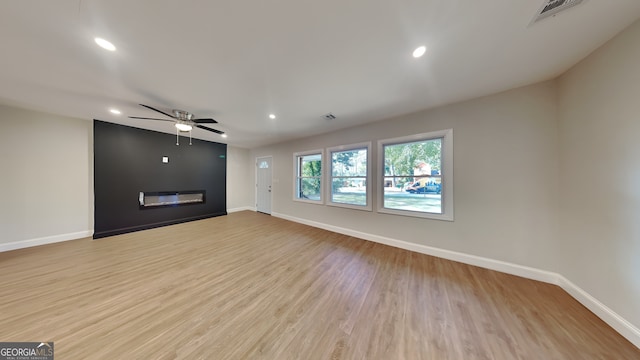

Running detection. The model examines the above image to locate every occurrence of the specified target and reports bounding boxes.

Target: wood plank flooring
[0,211,638,359]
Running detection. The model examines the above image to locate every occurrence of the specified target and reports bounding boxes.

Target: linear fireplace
[139,190,206,209]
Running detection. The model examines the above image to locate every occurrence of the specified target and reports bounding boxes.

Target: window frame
[377,129,454,221]
[293,149,324,204]
[326,142,372,211]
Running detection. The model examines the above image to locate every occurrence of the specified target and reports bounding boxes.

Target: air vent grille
[532,0,585,23]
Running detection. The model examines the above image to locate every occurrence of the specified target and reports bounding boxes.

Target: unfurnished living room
[1,1,639,359]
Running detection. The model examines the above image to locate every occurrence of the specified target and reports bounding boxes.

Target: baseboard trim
[227,206,255,213]
[272,212,559,283]
[557,275,640,348]
[0,230,93,253]
[271,211,640,349]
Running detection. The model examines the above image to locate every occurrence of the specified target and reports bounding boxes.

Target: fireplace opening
[139,190,206,209]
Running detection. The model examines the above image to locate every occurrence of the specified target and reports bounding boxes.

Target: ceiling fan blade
[196,124,225,134]
[128,116,175,122]
[193,118,218,124]
[139,104,176,119]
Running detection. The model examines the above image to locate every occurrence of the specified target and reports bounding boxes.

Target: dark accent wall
[94,120,227,238]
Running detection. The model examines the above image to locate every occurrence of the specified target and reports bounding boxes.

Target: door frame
[255,155,273,214]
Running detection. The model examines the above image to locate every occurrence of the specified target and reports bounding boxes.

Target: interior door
[256,156,272,214]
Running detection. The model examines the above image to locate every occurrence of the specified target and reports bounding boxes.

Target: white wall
[251,80,561,272]
[0,104,93,248]
[558,19,640,331]
[226,145,253,212]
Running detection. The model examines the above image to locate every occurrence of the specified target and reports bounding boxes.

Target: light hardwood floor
[0,211,638,359]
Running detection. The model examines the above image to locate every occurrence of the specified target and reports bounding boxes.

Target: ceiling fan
[129,104,224,145]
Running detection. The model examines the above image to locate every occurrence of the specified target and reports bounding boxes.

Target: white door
[256,156,272,214]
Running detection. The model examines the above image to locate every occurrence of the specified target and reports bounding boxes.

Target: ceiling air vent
[532,0,585,23]
[323,113,336,120]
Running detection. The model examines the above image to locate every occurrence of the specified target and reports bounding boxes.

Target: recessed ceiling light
[95,37,116,51]
[109,109,121,115]
[412,45,427,58]
[221,134,228,138]
[269,114,276,119]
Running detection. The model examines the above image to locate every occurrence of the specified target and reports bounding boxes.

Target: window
[327,142,371,210]
[378,129,453,220]
[294,150,323,203]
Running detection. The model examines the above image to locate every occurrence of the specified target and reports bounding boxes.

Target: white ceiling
[1,1,639,148]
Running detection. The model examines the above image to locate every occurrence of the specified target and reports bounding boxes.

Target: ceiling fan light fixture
[175,123,193,132]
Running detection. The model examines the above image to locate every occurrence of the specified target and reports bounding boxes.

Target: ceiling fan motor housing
[173,109,193,121]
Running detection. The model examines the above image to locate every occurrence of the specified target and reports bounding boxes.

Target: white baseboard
[557,276,640,348]
[272,212,560,284]
[271,212,640,349]
[227,206,255,213]
[0,230,93,253]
